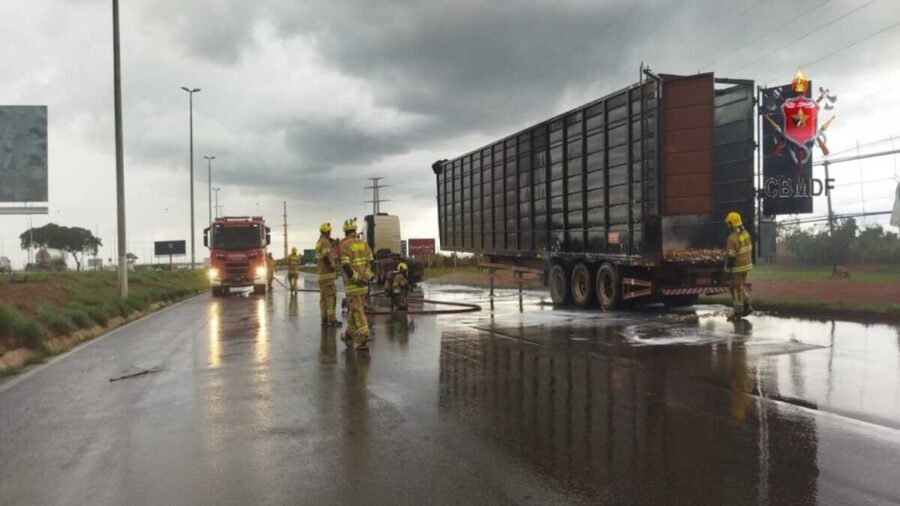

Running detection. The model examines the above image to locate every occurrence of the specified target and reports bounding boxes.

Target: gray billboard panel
[0,106,48,203]
[154,240,186,256]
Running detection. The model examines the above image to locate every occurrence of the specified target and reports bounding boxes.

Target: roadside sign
[408,238,435,257]
[302,249,316,264]
[154,240,186,256]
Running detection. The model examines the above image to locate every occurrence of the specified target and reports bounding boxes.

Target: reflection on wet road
[0,274,898,504]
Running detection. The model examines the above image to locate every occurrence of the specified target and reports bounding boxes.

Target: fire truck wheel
[211,287,224,297]
[570,262,595,308]
[548,264,572,306]
[253,285,267,296]
[595,262,621,311]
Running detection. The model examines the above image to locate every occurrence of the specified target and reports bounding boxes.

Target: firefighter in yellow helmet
[339,218,374,350]
[384,261,410,311]
[724,211,753,320]
[316,222,341,327]
[287,246,301,293]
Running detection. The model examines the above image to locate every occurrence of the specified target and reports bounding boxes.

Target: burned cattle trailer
[432,70,756,309]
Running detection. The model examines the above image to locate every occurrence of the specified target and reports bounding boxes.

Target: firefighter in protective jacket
[724,211,753,320]
[316,222,341,327]
[265,253,276,290]
[287,247,300,293]
[339,218,374,350]
[384,262,410,310]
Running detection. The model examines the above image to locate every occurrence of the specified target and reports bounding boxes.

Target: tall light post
[212,187,221,218]
[181,86,201,269]
[204,155,215,228]
[113,0,128,297]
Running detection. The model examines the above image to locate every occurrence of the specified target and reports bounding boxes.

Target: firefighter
[287,246,301,293]
[339,218,374,351]
[384,262,410,311]
[265,252,276,290]
[316,222,341,327]
[724,211,753,320]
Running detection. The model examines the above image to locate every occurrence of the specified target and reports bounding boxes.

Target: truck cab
[203,216,271,296]
[364,213,424,285]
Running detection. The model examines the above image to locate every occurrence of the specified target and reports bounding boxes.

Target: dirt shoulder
[425,267,544,290]
[427,265,900,323]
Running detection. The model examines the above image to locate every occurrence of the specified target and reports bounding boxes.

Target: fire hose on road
[271,276,481,315]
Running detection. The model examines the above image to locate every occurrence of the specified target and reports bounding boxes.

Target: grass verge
[0,269,207,373]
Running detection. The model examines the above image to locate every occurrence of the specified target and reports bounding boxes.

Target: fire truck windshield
[211,225,263,250]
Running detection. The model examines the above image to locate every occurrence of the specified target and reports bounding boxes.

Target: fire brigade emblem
[763,69,836,170]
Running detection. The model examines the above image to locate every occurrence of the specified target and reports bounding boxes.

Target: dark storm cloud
[282,118,409,166]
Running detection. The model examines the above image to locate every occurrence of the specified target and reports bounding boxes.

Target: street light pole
[113,0,128,297]
[181,86,201,269]
[212,187,221,218]
[204,155,215,228]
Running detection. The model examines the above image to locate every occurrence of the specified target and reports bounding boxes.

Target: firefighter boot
[742,303,754,317]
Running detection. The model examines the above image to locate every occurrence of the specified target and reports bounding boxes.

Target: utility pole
[364,177,390,215]
[812,147,900,276]
[181,86,201,269]
[824,160,836,276]
[282,201,288,258]
[112,0,128,297]
[204,155,215,228]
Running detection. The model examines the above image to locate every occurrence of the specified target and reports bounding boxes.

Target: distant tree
[777,219,900,265]
[20,223,102,272]
[126,252,138,265]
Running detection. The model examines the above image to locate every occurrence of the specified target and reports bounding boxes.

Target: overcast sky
[2,0,900,267]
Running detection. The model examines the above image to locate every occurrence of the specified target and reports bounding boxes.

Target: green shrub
[13,319,45,350]
[84,305,109,326]
[64,308,94,330]
[0,304,20,336]
[38,305,76,335]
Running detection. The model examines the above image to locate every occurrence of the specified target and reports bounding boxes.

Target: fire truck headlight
[208,268,219,279]
[255,265,266,278]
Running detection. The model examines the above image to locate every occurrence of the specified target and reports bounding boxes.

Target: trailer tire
[548,264,572,305]
[571,263,594,308]
[663,294,699,308]
[595,262,621,311]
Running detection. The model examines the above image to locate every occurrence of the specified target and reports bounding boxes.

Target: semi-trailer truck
[203,216,272,296]
[433,70,756,309]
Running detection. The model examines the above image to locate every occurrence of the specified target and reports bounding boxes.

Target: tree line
[776,219,900,265]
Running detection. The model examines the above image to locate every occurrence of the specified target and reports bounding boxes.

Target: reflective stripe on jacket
[726,229,753,273]
[339,237,373,296]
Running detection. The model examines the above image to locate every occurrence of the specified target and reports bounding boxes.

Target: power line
[731,0,876,76]
[764,16,900,83]
[707,0,833,73]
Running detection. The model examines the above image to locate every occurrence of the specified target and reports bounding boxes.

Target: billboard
[0,106,48,202]
[154,240,186,256]
[760,70,835,216]
[302,249,316,264]
[408,238,436,257]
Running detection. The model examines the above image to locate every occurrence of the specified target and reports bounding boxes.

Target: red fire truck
[203,216,271,296]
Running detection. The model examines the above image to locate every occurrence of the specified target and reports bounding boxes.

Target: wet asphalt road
[1,273,899,505]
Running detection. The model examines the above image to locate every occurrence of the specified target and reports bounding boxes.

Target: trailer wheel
[548,264,572,305]
[570,263,594,308]
[595,262,621,311]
